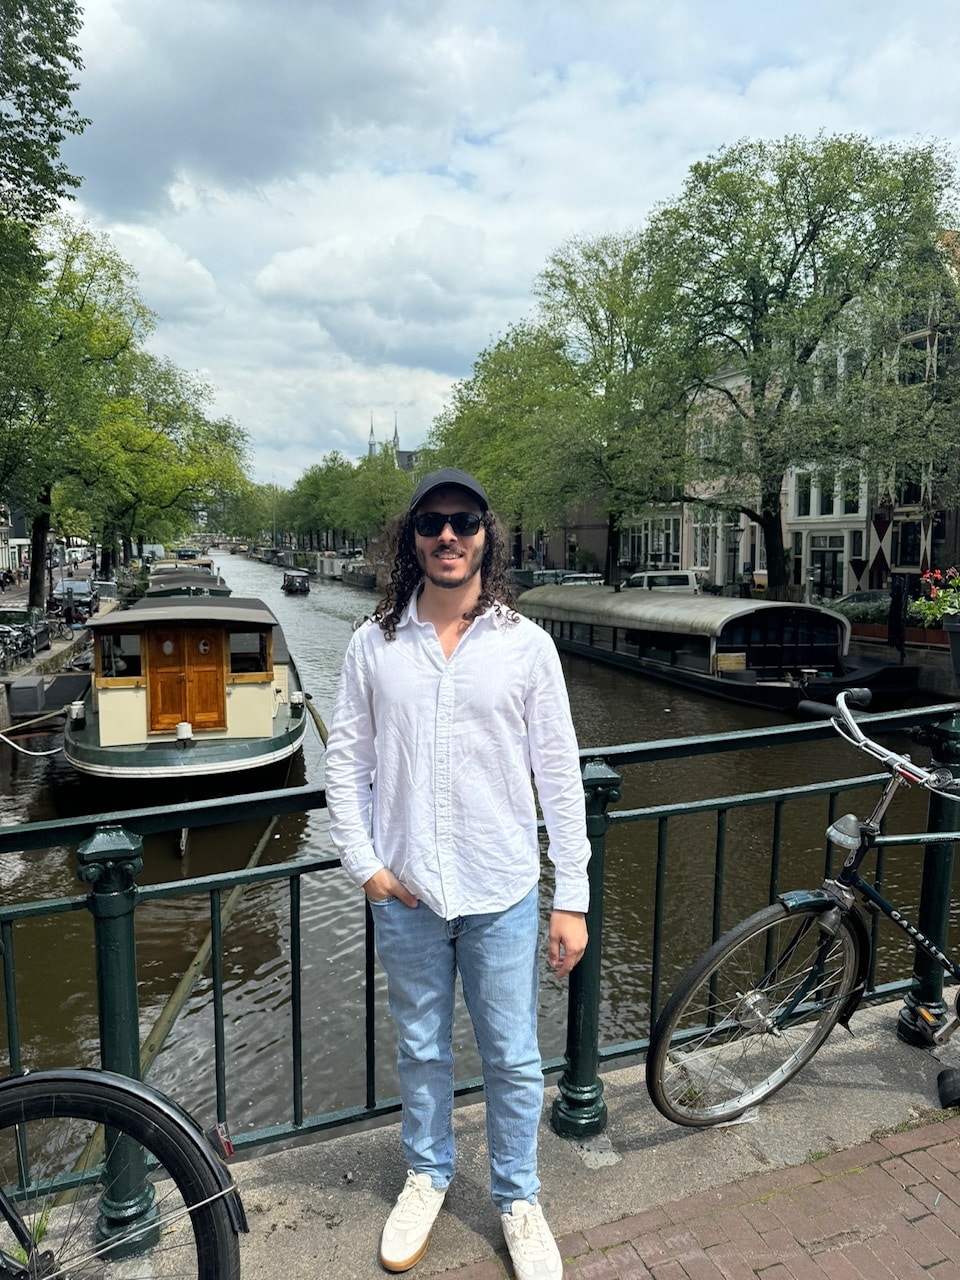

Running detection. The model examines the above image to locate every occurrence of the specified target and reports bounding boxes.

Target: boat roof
[283,568,310,576]
[150,559,215,574]
[144,570,230,594]
[517,586,852,640]
[88,596,279,630]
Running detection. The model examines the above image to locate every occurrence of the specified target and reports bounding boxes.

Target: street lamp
[726,520,744,586]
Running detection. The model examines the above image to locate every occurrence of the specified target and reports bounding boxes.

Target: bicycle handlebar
[805,689,960,797]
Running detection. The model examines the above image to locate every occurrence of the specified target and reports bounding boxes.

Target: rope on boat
[0,705,70,756]
[304,692,328,746]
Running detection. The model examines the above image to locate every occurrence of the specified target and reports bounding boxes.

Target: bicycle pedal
[916,1006,948,1045]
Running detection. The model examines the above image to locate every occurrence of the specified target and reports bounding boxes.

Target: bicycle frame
[815,707,960,1043]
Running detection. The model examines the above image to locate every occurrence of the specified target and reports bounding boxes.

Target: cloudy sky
[61,0,960,485]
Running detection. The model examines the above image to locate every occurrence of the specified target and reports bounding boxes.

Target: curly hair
[372,509,518,640]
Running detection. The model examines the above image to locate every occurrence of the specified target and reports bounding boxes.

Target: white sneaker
[501,1200,563,1279]
[379,1170,447,1272]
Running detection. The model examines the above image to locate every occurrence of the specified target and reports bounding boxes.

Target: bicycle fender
[776,892,870,1028]
[0,1069,248,1235]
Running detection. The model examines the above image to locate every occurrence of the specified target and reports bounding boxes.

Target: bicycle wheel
[647,901,863,1127]
[0,1071,240,1279]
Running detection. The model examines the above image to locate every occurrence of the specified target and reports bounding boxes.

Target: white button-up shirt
[324,595,591,919]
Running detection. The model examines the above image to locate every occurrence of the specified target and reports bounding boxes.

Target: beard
[416,541,484,590]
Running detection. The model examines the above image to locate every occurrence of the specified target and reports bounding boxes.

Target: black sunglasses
[413,511,483,537]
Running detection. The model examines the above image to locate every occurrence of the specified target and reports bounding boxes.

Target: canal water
[0,554,945,1136]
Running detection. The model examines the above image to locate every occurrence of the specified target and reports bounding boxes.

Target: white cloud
[59,0,960,484]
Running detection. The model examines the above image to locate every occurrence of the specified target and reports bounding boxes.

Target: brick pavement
[438,1115,960,1279]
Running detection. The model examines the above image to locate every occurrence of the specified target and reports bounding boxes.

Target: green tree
[2,217,152,603]
[346,446,414,537]
[425,322,588,531]
[54,354,249,573]
[1,0,88,280]
[642,132,959,589]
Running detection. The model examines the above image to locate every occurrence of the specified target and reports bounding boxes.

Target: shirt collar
[398,589,503,631]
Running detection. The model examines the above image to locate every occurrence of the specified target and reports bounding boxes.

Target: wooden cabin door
[147,629,227,733]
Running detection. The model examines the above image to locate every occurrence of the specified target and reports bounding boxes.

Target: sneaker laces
[393,1175,439,1226]
[510,1205,553,1260]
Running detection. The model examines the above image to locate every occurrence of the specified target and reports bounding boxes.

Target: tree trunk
[760,489,790,591]
[28,487,52,610]
[604,510,620,585]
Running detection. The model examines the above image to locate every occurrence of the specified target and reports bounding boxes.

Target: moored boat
[517,586,919,711]
[63,596,307,781]
[281,569,310,595]
[145,567,232,597]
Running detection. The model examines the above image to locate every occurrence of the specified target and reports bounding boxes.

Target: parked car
[559,573,604,586]
[624,570,701,594]
[0,606,51,654]
[52,578,99,612]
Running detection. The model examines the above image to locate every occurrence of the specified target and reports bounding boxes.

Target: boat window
[99,633,142,677]
[592,625,615,652]
[230,631,269,673]
[571,623,591,644]
[620,629,640,656]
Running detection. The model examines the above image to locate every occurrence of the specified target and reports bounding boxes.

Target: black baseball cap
[409,468,489,512]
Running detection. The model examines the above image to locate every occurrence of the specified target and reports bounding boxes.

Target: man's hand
[549,910,587,978]
[363,868,418,908]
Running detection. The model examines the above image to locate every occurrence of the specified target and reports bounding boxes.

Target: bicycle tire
[646,901,863,1127]
[0,1070,240,1279]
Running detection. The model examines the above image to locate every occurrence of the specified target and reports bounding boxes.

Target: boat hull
[554,635,918,711]
[63,719,306,779]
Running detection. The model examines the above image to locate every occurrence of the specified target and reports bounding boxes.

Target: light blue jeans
[369,885,543,1210]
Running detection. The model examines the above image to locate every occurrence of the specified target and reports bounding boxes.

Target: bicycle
[646,688,960,1129]
[45,611,75,642]
[0,1067,245,1277]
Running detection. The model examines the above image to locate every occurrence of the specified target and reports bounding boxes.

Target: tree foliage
[1,0,88,280]
[429,132,960,587]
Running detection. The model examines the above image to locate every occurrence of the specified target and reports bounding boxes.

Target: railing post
[551,758,621,1139]
[77,823,158,1253]
[897,714,960,1046]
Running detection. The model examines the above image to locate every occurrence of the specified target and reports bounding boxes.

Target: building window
[842,472,861,515]
[819,478,835,517]
[796,474,811,518]
[897,522,921,566]
[620,515,682,569]
[691,510,715,571]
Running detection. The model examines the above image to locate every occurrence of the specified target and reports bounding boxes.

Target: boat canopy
[518,586,853,644]
[88,596,280,631]
[144,570,231,595]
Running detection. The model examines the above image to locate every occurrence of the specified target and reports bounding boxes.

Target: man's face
[413,487,485,591]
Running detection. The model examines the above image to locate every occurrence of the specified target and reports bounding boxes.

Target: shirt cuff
[339,843,386,890]
[552,871,589,914]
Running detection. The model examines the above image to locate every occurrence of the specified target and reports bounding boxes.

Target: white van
[624,570,701,594]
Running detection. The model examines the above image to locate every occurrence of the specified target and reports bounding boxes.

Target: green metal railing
[2,701,960,1150]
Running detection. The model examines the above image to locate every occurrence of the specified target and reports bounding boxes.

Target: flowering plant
[908,568,960,628]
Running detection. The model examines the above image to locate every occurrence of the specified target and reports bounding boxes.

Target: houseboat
[145,567,232,598]
[517,586,919,711]
[63,596,307,782]
[281,569,310,595]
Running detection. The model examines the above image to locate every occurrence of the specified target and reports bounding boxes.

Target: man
[325,468,590,1279]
